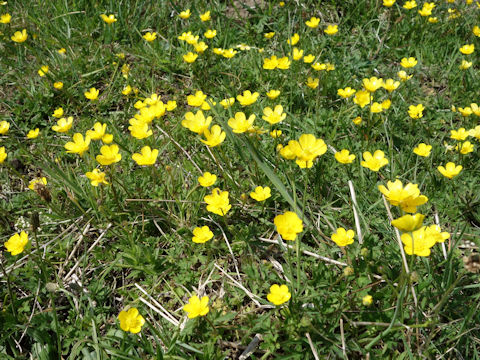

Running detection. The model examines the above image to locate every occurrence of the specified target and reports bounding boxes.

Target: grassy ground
[1,0,480,358]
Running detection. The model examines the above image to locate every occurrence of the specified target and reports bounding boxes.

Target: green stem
[0,257,18,320]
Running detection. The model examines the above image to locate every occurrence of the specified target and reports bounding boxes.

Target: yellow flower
[277,56,291,69]
[263,55,279,70]
[266,90,280,99]
[361,150,388,172]
[228,112,255,133]
[408,104,424,119]
[64,133,90,156]
[267,284,291,306]
[288,134,327,168]
[459,60,472,70]
[204,29,216,38]
[142,32,157,42]
[52,117,73,133]
[381,99,392,110]
[303,54,315,63]
[438,162,462,179]
[0,146,6,164]
[85,169,108,186]
[469,125,480,139]
[0,120,10,134]
[200,11,211,22]
[38,65,49,77]
[84,87,99,101]
[334,149,356,164]
[305,17,320,28]
[378,180,428,213]
[450,128,469,140]
[128,120,152,139]
[362,77,384,92]
[370,102,383,113]
[456,141,474,155]
[53,107,64,118]
[187,91,207,107]
[27,128,40,139]
[194,41,208,53]
[262,105,286,125]
[400,57,417,68]
[118,308,145,334]
[220,98,235,109]
[102,134,113,144]
[179,9,191,19]
[292,47,303,60]
[287,33,299,45]
[198,172,217,187]
[100,14,117,24]
[312,62,327,71]
[201,125,226,147]
[178,31,198,44]
[222,48,238,58]
[391,214,425,232]
[192,226,213,244]
[86,122,107,140]
[132,146,158,166]
[204,188,231,216]
[362,295,373,306]
[58,47,66,54]
[418,2,435,16]
[250,186,271,202]
[398,70,413,81]
[383,0,396,6]
[401,225,448,257]
[0,13,11,23]
[53,81,64,89]
[28,177,47,191]
[353,116,362,125]
[264,32,275,39]
[303,77,318,89]
[413,143,432,157]
[5,231,29,256]
[11,29,28,43]
[270,129,282,138]
[324,24,338,35]
[96,144,121,165]
[460,44,475,55]
[183,295,209,318]
[383,79,400,92]
[183,52,198,63]
[182,110,212,134]
[331,228,355,247]
[274,211,303,240]
[237,90,259,106]
[166,100,177,111]
[337,87,356,98]
[428,17,438,23]
[353,90,372,108]
[403,1,417,10]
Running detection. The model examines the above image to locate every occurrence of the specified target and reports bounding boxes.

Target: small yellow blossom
[292,47,304,60]
[0,13,11,23]
[132,146,158,166]
[383,79,400,92]
[0,146,7,164]
[143,32,157,42]
[64,133,90,156]
[52,117,73,133]
[5,231,29,256]
[84,87,99,101]
[85,169,108,186]
[413,143,432,157]
[11,29,28,43]
[182,110,212,134]
[0,120,10,135]
[383,0,396,6]
[267,284,291,305]
[53,107,64,118]
[334,149,356,164]
[198,172,217,187]
[274,211,303,240]
[408,104,424,119]
[303,54,315,63]
[179,9,191,19]
[262,105,286,125]
[201,125,226,147]
[400,57,417,68]
[306,77,319,89]
[53,81,64,89]
[118,308,145,334]
[361,150,388,172]
[38,65,49,77]
[362,295,373,306]
[460,44,475,55]
[204,188,231,216]
[183,52,198,63]
[270,129,282,138]
[100,14,117,24]
[378,179,428,213]
[337,87,356,98]
[237,90,259,106]
[403,1,417,10]
[27,128,40,139]
[324,24,338,35]
[450,128,469,141]
[28,177,47,191]
[353,116,362,125]
[192,226,214,244]
[306,17,320,28]
[353,90,372,108]
[228,112,255,133]
[250,186,271,202]
[183,295,209,318]
[331,228,355,247]
[459,60,472,70]
[456,141,474,155]
[391,214,425,232]
[96,144,121,165]
[58,48,66,54]
[200,11,211,22]
[398,70,413,81]
[204,29,216,38]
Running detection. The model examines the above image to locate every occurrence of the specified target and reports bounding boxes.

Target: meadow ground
[1,0,480,358]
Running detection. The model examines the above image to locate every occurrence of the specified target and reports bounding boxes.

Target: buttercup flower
[456,141,474,155]
[267,284,291,305]
[270,130,282,138]
[11,29,28,43]
[353,116,362,125]
[0,120,10,135]
[413,143,432,157]
[204,188,231,216]
[362,295,373,306]
[360,150,388,172]
[129,119,152,139]
[306,77,319,89]
[305,17,320,28]
[64,133,91,156]
[266,90,280,99]
[287,33,299,45]
[183,295,209,318]
[53,107,64,118]
[469,125,480,139]
[378,179,428,213]
[5,231,29,256]
[0,13,11,24]
[204,29,216,38]
[201,125,226,147]
[400,57,417,68]
[398,70,413,81]
[237,90,259,106]
[335,149,356,164]
[84,87,99,101]
[228,112,255,133]
[182,110,212,134]
[391,213,425,232]
[100,14,117,24]
[450,128,469,141]
[262,105,286,125]
[194,41,208,53]
[187,91,207,107]
[370,102,383,113]
[222,48,238,58]
[220,98,235,109]
[363,77,384,93]
[303,54,315,63]
[53,81,64,89]
[179,9,191,19]
[96,144,122,165]
[292,47,304,60]
[0,146,6,163]
[118,308,145,334]
[331,228,355,247]
[401,225,449,257]
[52,117,73,133]
[459,44,475,55]
[29,177,47,191]
[408,104,424,119]
[383,0,396,6]
[324,24,338,35]
[85,169,108,186]
[263,55,279,70]
[403,1,417,10]
[38,65,49,77]
[192,226,214,243]
[353,90,372,108]
[288,134,327,168]
[200,11,211,22]
[383,79,400,92]
[337,87,356,98]
[437,162,462,179]
[132,146,158,166]
[198,172,217,187]
[183,52,198,63]
[86,122,107,140]
[264,32,275,39]
[274,211,303,240]
[143,32,157,42]
[250,186,271,202]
